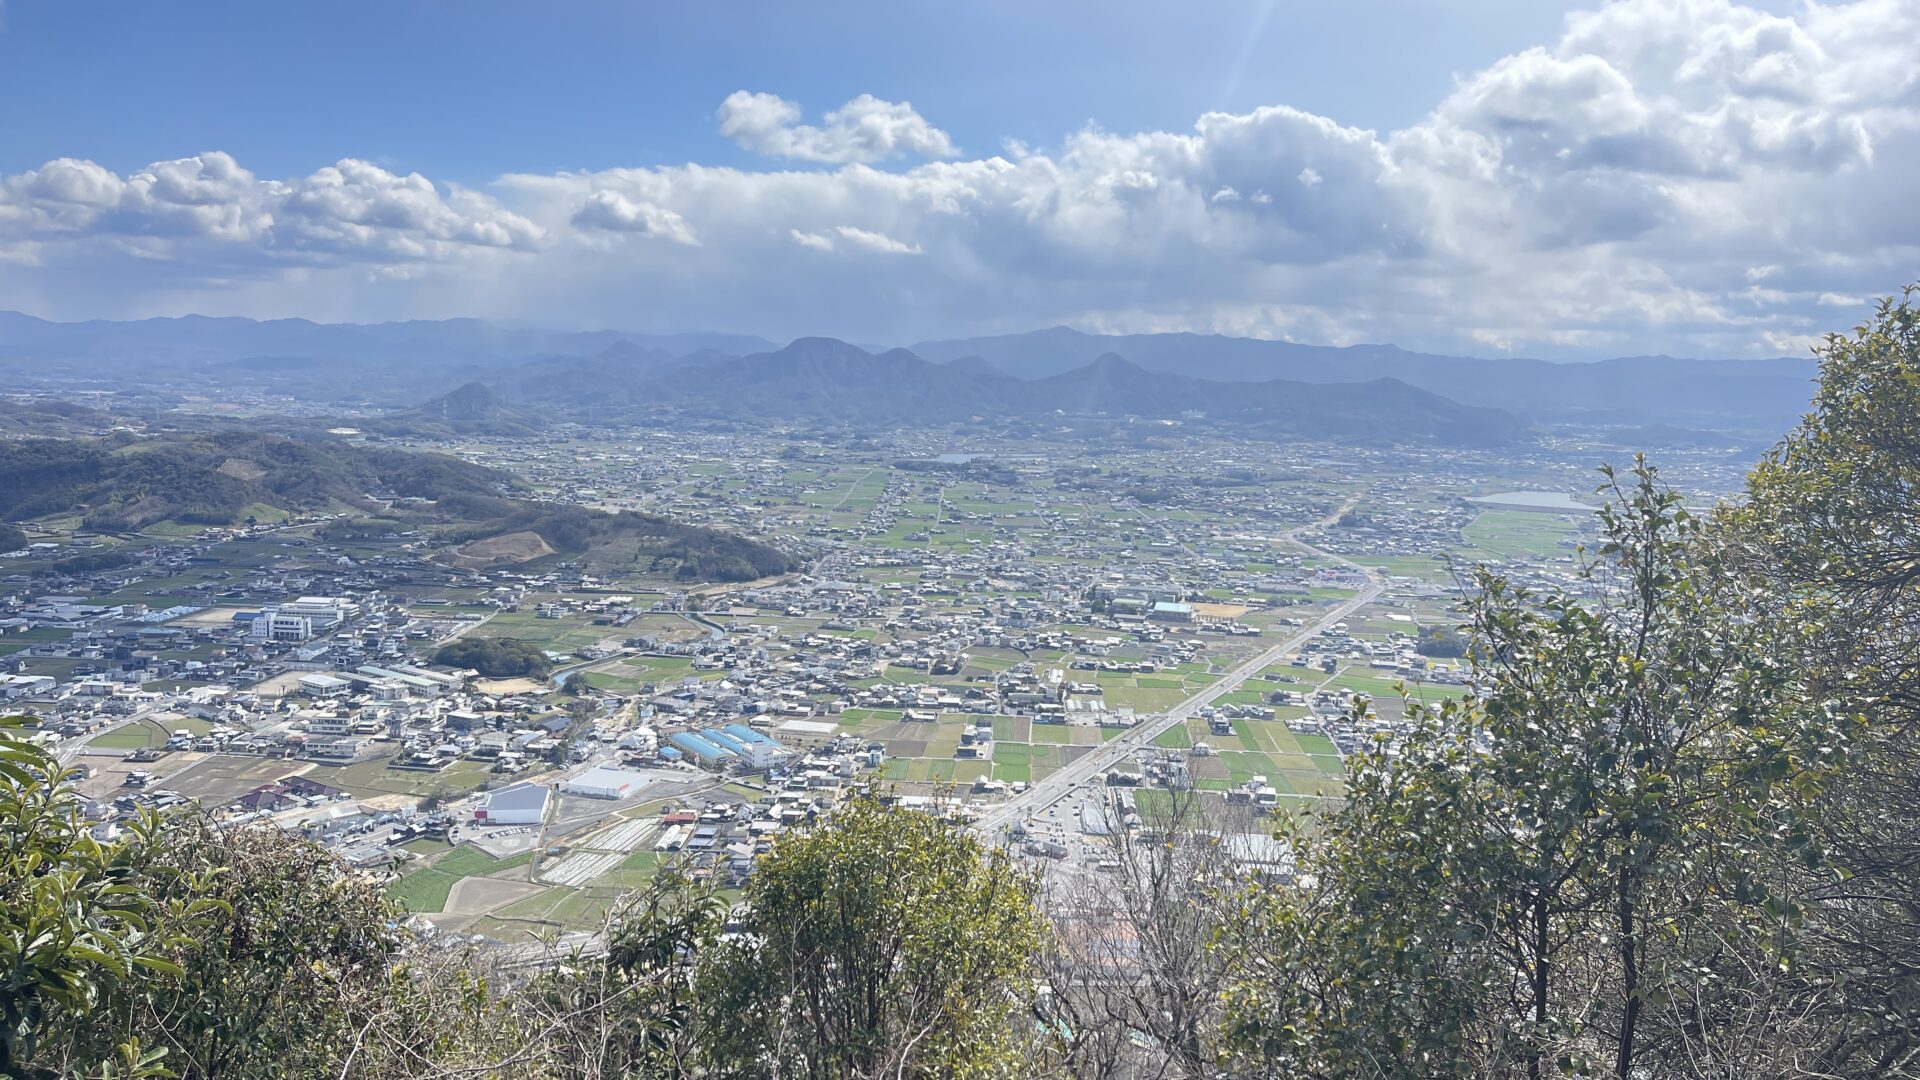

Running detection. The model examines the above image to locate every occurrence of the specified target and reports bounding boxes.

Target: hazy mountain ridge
[0,311,777,366]
[0,312,1811,435]
[912,327,1816,429]
[476,337,1530,446]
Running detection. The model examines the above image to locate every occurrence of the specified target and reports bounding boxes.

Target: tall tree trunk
[1614,870,1640,1079]
[1529,893,1550,1080]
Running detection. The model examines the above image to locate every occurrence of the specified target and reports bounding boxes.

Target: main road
[970,499,1380,840]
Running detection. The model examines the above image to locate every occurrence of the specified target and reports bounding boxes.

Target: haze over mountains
[913,327,1816,430]
[0,310,775,368]
[0,311,1815,444]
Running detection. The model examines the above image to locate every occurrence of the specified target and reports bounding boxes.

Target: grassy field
[88,728,158,750]
[387,846,536,913]
[465,610,624,655]
[318,757,496,800]
[1328,668,1470,703]
[86,716,214,751]
[1459,510,1586,560]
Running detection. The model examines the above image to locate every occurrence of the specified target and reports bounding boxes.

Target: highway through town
[481,502,1382,968]
[970,501,1381,841]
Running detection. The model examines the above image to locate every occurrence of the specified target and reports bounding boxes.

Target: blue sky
[0,0,1910,358]
[1,1,1591,180]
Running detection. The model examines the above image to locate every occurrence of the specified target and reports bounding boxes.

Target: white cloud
[790,229,835,252]
[833,225,921,255]
[0,152,541,270]
[4,0,1919,357]
[571,190,697,245]
[718,90,958,164]
[787,227,921,255]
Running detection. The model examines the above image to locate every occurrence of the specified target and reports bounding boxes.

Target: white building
[299,711,355,737]
[250,609,315,643]
[0,674,54,700]
[298,673,351,698]
[473,782,551,825]
[739,741,785,770]
[562,765,650,800]
[282,597,352,627]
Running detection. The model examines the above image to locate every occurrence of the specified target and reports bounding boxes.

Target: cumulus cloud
[0,152,541,270]
[5,0,1919,356]
[571,190,697,245]
[718,90,959,163]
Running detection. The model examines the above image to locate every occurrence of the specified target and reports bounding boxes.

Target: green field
[1459,510,1586,560]
[387,846,535,913]
[320,757,495,800]
[1329,669,1470,703]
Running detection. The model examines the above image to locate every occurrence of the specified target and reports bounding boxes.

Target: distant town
[0,413,1758,946]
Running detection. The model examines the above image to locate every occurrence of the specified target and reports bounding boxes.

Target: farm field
[1328,666,1471,704]
[314,757,498,801]
[1457,510,1587,561]
[388,846,536,913]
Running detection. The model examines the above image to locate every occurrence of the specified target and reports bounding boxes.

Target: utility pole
[528,781,560,881]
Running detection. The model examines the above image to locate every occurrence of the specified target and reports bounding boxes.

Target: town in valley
[0,379,1760,946]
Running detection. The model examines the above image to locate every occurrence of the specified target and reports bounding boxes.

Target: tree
[1225,463,1840,1078]
[432,637,551,679]
[1413,624,1468,658]
[1041,789,1261,1079]
[1726,286,1920,1073]
[0,718,219,1079]
[698,798,1046,1079]
[519,872,730,1078]
[59,817,405,1079]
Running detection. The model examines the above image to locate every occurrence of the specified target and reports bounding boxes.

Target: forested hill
[0,433,510,530]
[0,433,797,581]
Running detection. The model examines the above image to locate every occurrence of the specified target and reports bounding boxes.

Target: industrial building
[472,782,551,825]
[562,765,650,800]
[668,731,737,767]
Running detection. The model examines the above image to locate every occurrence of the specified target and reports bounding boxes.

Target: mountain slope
[0,312,1815,432]
[0,433,514,530]
[528,338,1530,445]
[911,327,1815,429]
[1026,354,1526,445]
[479,341,694,408]
[641,338,1014,423]
[0,434,797,581]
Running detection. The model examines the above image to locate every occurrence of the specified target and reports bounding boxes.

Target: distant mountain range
[909,327,1816,430]
[476,336,1529,446]
[0,311,774,404]
[0,311,1816,439]
[0,310,774,367]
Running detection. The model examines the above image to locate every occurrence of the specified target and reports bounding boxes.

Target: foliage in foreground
[1224,289,1920,1079]
[0,757,1048,1079]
